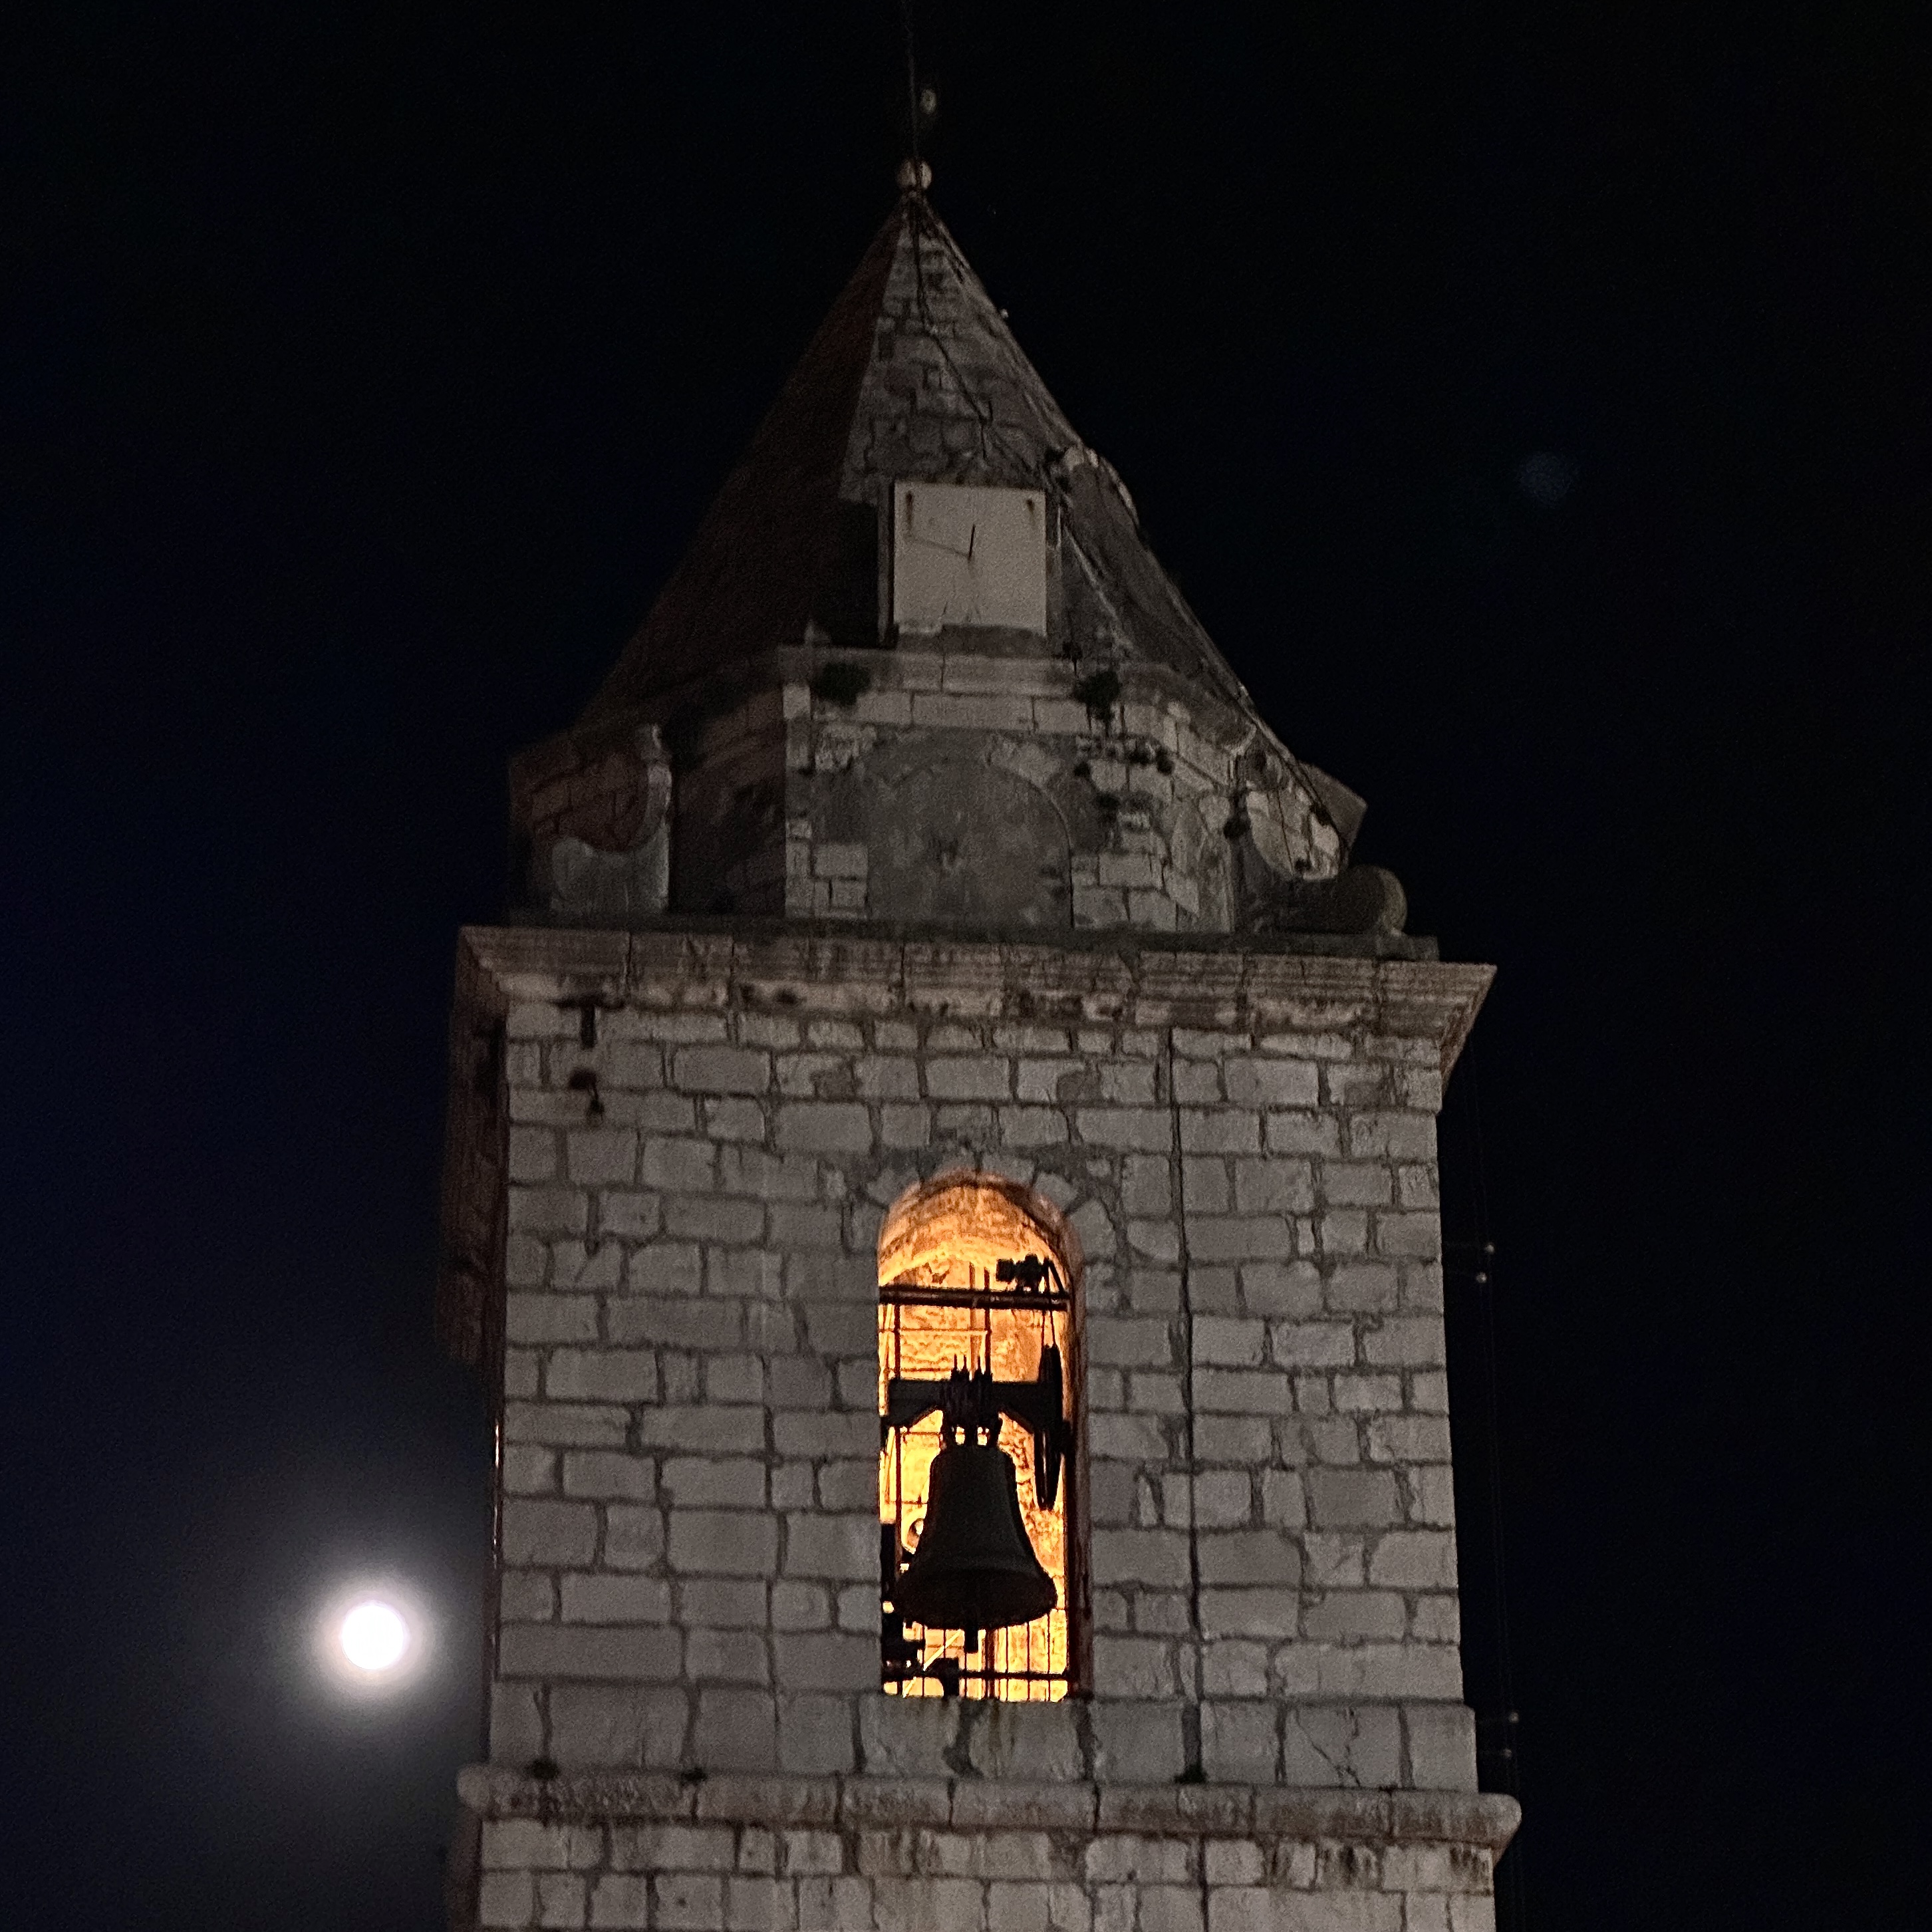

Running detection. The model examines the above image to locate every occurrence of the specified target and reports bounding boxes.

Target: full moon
[339,1598,412,1673]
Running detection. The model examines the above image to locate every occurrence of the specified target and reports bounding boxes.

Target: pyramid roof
[580,193,1262,728]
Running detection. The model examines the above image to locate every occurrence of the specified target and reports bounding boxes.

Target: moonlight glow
[338,1598,412,1674]
[313,1581,432,1695]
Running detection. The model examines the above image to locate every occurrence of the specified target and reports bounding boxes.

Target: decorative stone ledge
[454,920,1491,1062]
[456,1766,1522,1856]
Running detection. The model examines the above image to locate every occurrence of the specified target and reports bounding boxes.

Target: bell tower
[439,184,1518,1932]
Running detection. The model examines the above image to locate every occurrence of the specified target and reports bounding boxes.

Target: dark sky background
[4,6,1927,1929]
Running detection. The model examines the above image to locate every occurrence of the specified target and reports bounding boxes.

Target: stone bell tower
[438,182,1518,1932]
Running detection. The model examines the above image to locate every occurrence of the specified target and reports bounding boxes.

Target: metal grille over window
[878,1174,1081,1701]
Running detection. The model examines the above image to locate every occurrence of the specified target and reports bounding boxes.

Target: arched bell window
[877,1172,1084,1701]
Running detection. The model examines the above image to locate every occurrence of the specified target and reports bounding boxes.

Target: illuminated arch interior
[878,1172,1081,1701]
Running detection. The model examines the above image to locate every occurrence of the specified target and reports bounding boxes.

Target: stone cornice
[456,1765,1521,1856]
[451,920,1492,1071]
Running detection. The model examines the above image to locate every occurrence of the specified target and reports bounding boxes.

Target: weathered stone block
[503,1498,598,1566]
[511,1186,591,1234]
[655,1871,727,1929]
[1319,1163,1394,1208]
[1324,1264,1399,1313]
[1201,1641,1271,1698]
[663,1457,767,1509]
[1087,1315,1176,1367]
[1345,1113,1435,1161]
[669,1510,780,1578]
[510,1127,560,1182]
[1306,1470,1403,1529]
[1196,1530,1300,1587]
[1367,1532,1457,1589]
[481,1869,537,1927]
[1091,1634,1184,1697]
[1222,1059,1319,1108]
[1301,1592,1408,1642]
[966,1699,1083,1781]
[505,1444,559,1494]
[507,1400,628,1448]
[1280,1703,1403,1789]
[1192,1315,1266,1366]
[1077,1107,1175,1151]
[1360,1318,1445,1369]
[1240,1262,1323,1317]
[686,1629,771,1683]
[499,1624,682,1681]
[562,1574,672,1624]
[1186,1216,1294,1264]
[569,1129,638,1185]
[500,1569,556,1622]
[1178,1111,1262,1154]
[1333,1373,1403,1414]
[586,1873,650,1928]
[1403,1701,1478,1791]
[771,1631,876,1692]
[1139,1887,1204,1932]
[546,1350,660,1404]
[640,1137,718,1192]
[1087,1700,1186,1783]
[1092,1528,1190,1589]
[603,1504,666,1569]
[784,1513,883,1582]
[1200,1701,1280,1782]
[490,1681,546,1764]
[1190,1469,1256,1528]
[774,1103,873,1153]
[770,1693,855,1774]
[691,1689,779,1770]
[1198,1589,1299,1639]
[1083,1836,1193,1884]
[537,1869,588,1926]
[1232,1159,1315,1215]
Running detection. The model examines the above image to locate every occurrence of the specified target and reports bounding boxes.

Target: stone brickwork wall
[682,649,1342,933]
[513,648,1360,935]
[438,926,1502,1932]
[455,1768,1514,1932]
[442,928,1488,1789]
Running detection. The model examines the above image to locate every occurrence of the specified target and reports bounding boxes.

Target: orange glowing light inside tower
[878,1176,1079,1701]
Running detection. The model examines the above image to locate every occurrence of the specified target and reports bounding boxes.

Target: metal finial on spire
[897,158,932,194]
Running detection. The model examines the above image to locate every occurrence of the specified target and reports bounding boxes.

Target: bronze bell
[893,1439,1055,1633]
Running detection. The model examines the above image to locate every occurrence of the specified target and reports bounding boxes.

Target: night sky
[5,8,1927,1929]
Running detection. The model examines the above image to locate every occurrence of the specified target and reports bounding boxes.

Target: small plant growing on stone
[1072,667,1121,724]
[809,660,873,708]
